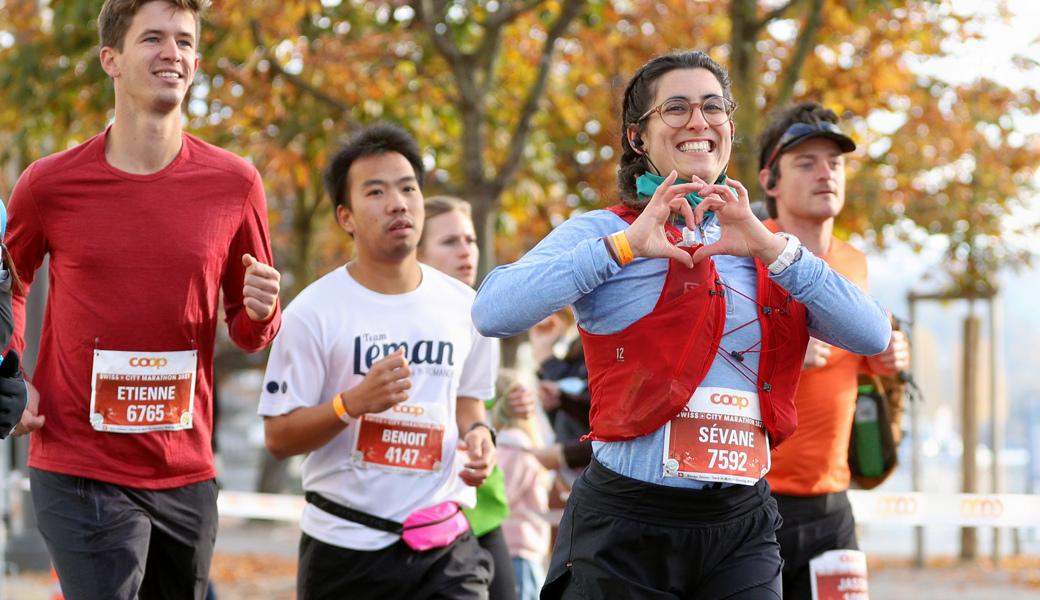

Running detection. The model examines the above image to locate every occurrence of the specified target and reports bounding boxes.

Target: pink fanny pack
[401,501,469,551]
[305,492,469,552]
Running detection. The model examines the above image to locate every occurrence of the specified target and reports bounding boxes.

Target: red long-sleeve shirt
[7,129,281,489]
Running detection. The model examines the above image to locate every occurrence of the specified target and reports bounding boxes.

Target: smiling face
[418,209,479,286]
[100,1,199,116]
[771,137,847,225]
[634,68,732,183]
[337,151,425,263]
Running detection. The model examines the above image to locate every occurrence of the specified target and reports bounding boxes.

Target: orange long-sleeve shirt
[765,220,874,496]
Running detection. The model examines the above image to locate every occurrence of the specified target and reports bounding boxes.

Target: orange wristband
[611,231,634,265]
[332,393,354,424]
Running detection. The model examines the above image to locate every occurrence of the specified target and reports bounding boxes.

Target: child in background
[493,369,551,600]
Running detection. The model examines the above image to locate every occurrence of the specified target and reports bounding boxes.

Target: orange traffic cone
[49,567,65,600]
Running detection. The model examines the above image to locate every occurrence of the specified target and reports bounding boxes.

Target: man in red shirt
[6,1,281,598]
[758,102,910,600]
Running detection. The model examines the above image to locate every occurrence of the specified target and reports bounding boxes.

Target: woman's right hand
[624,170,704,268]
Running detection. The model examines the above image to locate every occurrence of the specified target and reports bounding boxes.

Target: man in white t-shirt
[259,124,497,600]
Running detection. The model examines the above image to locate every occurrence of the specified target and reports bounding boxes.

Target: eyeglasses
[763,121,854,169]
[637,96,737,128]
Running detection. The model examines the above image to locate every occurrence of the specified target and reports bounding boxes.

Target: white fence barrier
[846,490,1039,528]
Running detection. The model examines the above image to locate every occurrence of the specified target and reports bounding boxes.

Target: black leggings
[479,525,519,600]
[772,491,858,600]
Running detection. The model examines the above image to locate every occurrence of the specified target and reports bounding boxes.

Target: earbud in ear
[632,135,645,155]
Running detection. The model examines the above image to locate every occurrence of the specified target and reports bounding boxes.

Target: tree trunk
[729,0,763,191]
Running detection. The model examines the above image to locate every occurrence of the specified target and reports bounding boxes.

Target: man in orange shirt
[758,102,910,600]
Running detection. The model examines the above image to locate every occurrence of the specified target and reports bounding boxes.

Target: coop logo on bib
[128,357,168,369]
[709,393,750,409]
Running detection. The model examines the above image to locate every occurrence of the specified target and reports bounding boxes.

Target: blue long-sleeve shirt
[473,209,891,487]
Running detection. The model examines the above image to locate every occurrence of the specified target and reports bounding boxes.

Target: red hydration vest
[578,206,809,448]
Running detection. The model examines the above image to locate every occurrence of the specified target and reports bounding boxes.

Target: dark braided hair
[617,51,734,210]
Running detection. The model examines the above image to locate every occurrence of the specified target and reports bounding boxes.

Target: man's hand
[12,379,44,437]
[803,338,833,370]
[866,329,910,375]
[341,349,412,417]
[242,254,280,322]
[458,425,496,487]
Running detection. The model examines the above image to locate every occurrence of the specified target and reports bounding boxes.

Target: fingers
[373,348,410,372]
[660,245,695,269]
[356,350,413,413]
[14,413,45,437]
[876,330,911,371]
[459,467,491,487]
[458,431,495,486]
[14,382,44,436]
[243,255,281,321]
[507,385,535,420]
[802,339,832,369]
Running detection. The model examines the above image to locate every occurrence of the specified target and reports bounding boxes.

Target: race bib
[809,549,869,600]
[90,349,197,433]
[662,386,770,485]
[351,402,448,474]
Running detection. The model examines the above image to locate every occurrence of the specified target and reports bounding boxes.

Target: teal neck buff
[636,172,730,220]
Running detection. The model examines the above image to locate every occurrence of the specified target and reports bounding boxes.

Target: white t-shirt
[258,263,496,550]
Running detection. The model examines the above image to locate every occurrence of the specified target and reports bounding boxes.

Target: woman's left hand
[690,177,787,265]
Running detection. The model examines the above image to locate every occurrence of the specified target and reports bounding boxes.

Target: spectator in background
[492,369,551,600]
[526,314,592,477]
